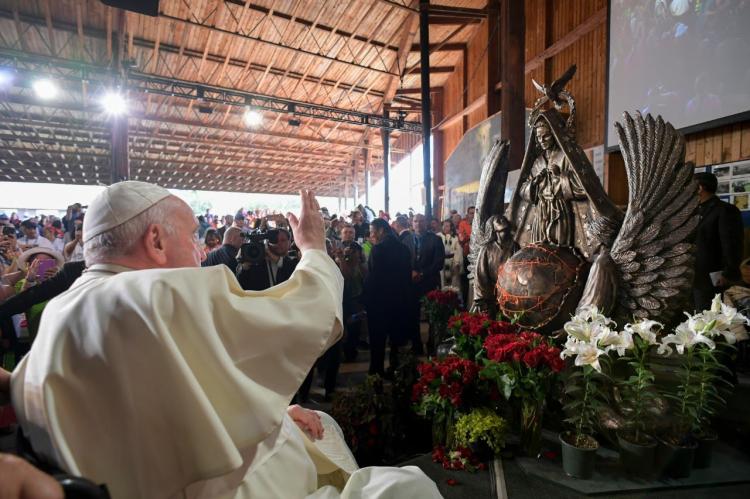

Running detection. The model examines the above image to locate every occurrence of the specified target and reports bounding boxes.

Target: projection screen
[606,0,750,149]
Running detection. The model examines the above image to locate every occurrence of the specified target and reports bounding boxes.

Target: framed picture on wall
[710,161,750,212]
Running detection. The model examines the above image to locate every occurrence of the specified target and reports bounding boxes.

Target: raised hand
[287,190,325,252]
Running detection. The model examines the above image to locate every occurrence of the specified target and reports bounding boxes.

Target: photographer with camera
[236,226,298,291]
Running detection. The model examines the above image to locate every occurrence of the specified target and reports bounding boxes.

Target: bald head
[223,226,243,248]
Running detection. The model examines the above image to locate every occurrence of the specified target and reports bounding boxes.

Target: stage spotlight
[32,78,58,100]
[243,108,263,127]
[0,69,14,88]
[100,90,128,116]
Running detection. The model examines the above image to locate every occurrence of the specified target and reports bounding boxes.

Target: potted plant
[559,306,627,479]
[613,319,663,477]
[481,330,564,457]
[658,295,749,475]
[453,407,508,462]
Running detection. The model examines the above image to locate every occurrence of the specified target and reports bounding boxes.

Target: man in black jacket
[411,214,446,354]
[364,219,412,376]
[202,226,242,274]
[694,172,745,310]
[236,229,298,291]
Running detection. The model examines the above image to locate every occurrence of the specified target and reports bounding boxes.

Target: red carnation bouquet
[480,330,564,456]
[412,357,481,414]
[481,331,564,401]
[448,312,520,359]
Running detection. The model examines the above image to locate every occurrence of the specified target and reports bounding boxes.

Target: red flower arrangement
[425,289,461,308]
[448,312,521,359]
[412,357,481,411]
[484,331,564,373]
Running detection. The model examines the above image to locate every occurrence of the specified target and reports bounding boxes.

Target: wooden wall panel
[466,20,489,128]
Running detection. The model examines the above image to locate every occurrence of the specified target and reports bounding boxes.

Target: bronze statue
[470,65,697,329]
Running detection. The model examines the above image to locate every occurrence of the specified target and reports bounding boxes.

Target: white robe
[11,250,441,499]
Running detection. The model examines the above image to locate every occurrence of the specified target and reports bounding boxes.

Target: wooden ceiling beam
[408,42,465,52]
[404,65,455,75]
[222,0,400,53]
[42,0,56,56]
[428,17,481,25]
[128,131,353,160]
[0,9,390,102]
[159,13,398,77]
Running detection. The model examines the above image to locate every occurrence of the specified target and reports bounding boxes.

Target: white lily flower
[657,341,673,356]
[595,327,633,356]
[574,305,616,328]
[662,320,716,354]
[623,319,663,345]
[571,342,605,372]
[564,318,595,343]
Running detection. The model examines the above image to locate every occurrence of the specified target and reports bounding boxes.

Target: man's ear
[142,223,168,266]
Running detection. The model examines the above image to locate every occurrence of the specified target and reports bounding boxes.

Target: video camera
[239,229,279,265]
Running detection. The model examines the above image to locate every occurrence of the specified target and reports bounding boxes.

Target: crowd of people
[0,194,479,405]
[196,203,478,398]
[0,183,447,499]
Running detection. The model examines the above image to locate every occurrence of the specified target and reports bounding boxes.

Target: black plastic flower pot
[693,432,718,469]
[657,439,697,479]
[560,432,599,479]
[617,431,657,477]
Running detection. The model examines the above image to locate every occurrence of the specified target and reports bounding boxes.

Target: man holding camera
[236,227,298,291]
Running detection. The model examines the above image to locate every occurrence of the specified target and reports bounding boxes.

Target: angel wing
[610,112,698,322]
[468,139,510,278]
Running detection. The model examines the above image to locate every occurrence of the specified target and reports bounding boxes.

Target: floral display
[412,295,749,478]
[447,311,518,359]
[412,357,481,414]
[660,295,749,440]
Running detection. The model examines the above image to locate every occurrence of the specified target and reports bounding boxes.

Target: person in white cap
[11,181,441,499]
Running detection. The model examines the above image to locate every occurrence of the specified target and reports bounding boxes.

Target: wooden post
[111,8,129,183]
[419,0,433,219]
[111,116,129,183]
[500,0,525,171]
[381,110,391,213]
[486,0,502,117]
[432,88,444,219]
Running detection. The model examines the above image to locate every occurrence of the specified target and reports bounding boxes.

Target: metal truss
[0,49,422,133]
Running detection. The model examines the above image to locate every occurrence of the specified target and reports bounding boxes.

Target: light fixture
[99,90,128,116]
[32,78,58,100]
[243,107,263,127]
[0,69,14,88]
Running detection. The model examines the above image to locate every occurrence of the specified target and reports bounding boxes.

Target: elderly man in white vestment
[11,181,442,499]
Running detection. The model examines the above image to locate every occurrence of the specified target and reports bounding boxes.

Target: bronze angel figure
[469,65,697,330]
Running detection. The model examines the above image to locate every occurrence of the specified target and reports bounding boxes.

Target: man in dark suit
[694,172,744,310]
[236,229,298,291]
[411,214,446,354]
[202,226,242,274]
[364,219,412,376]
